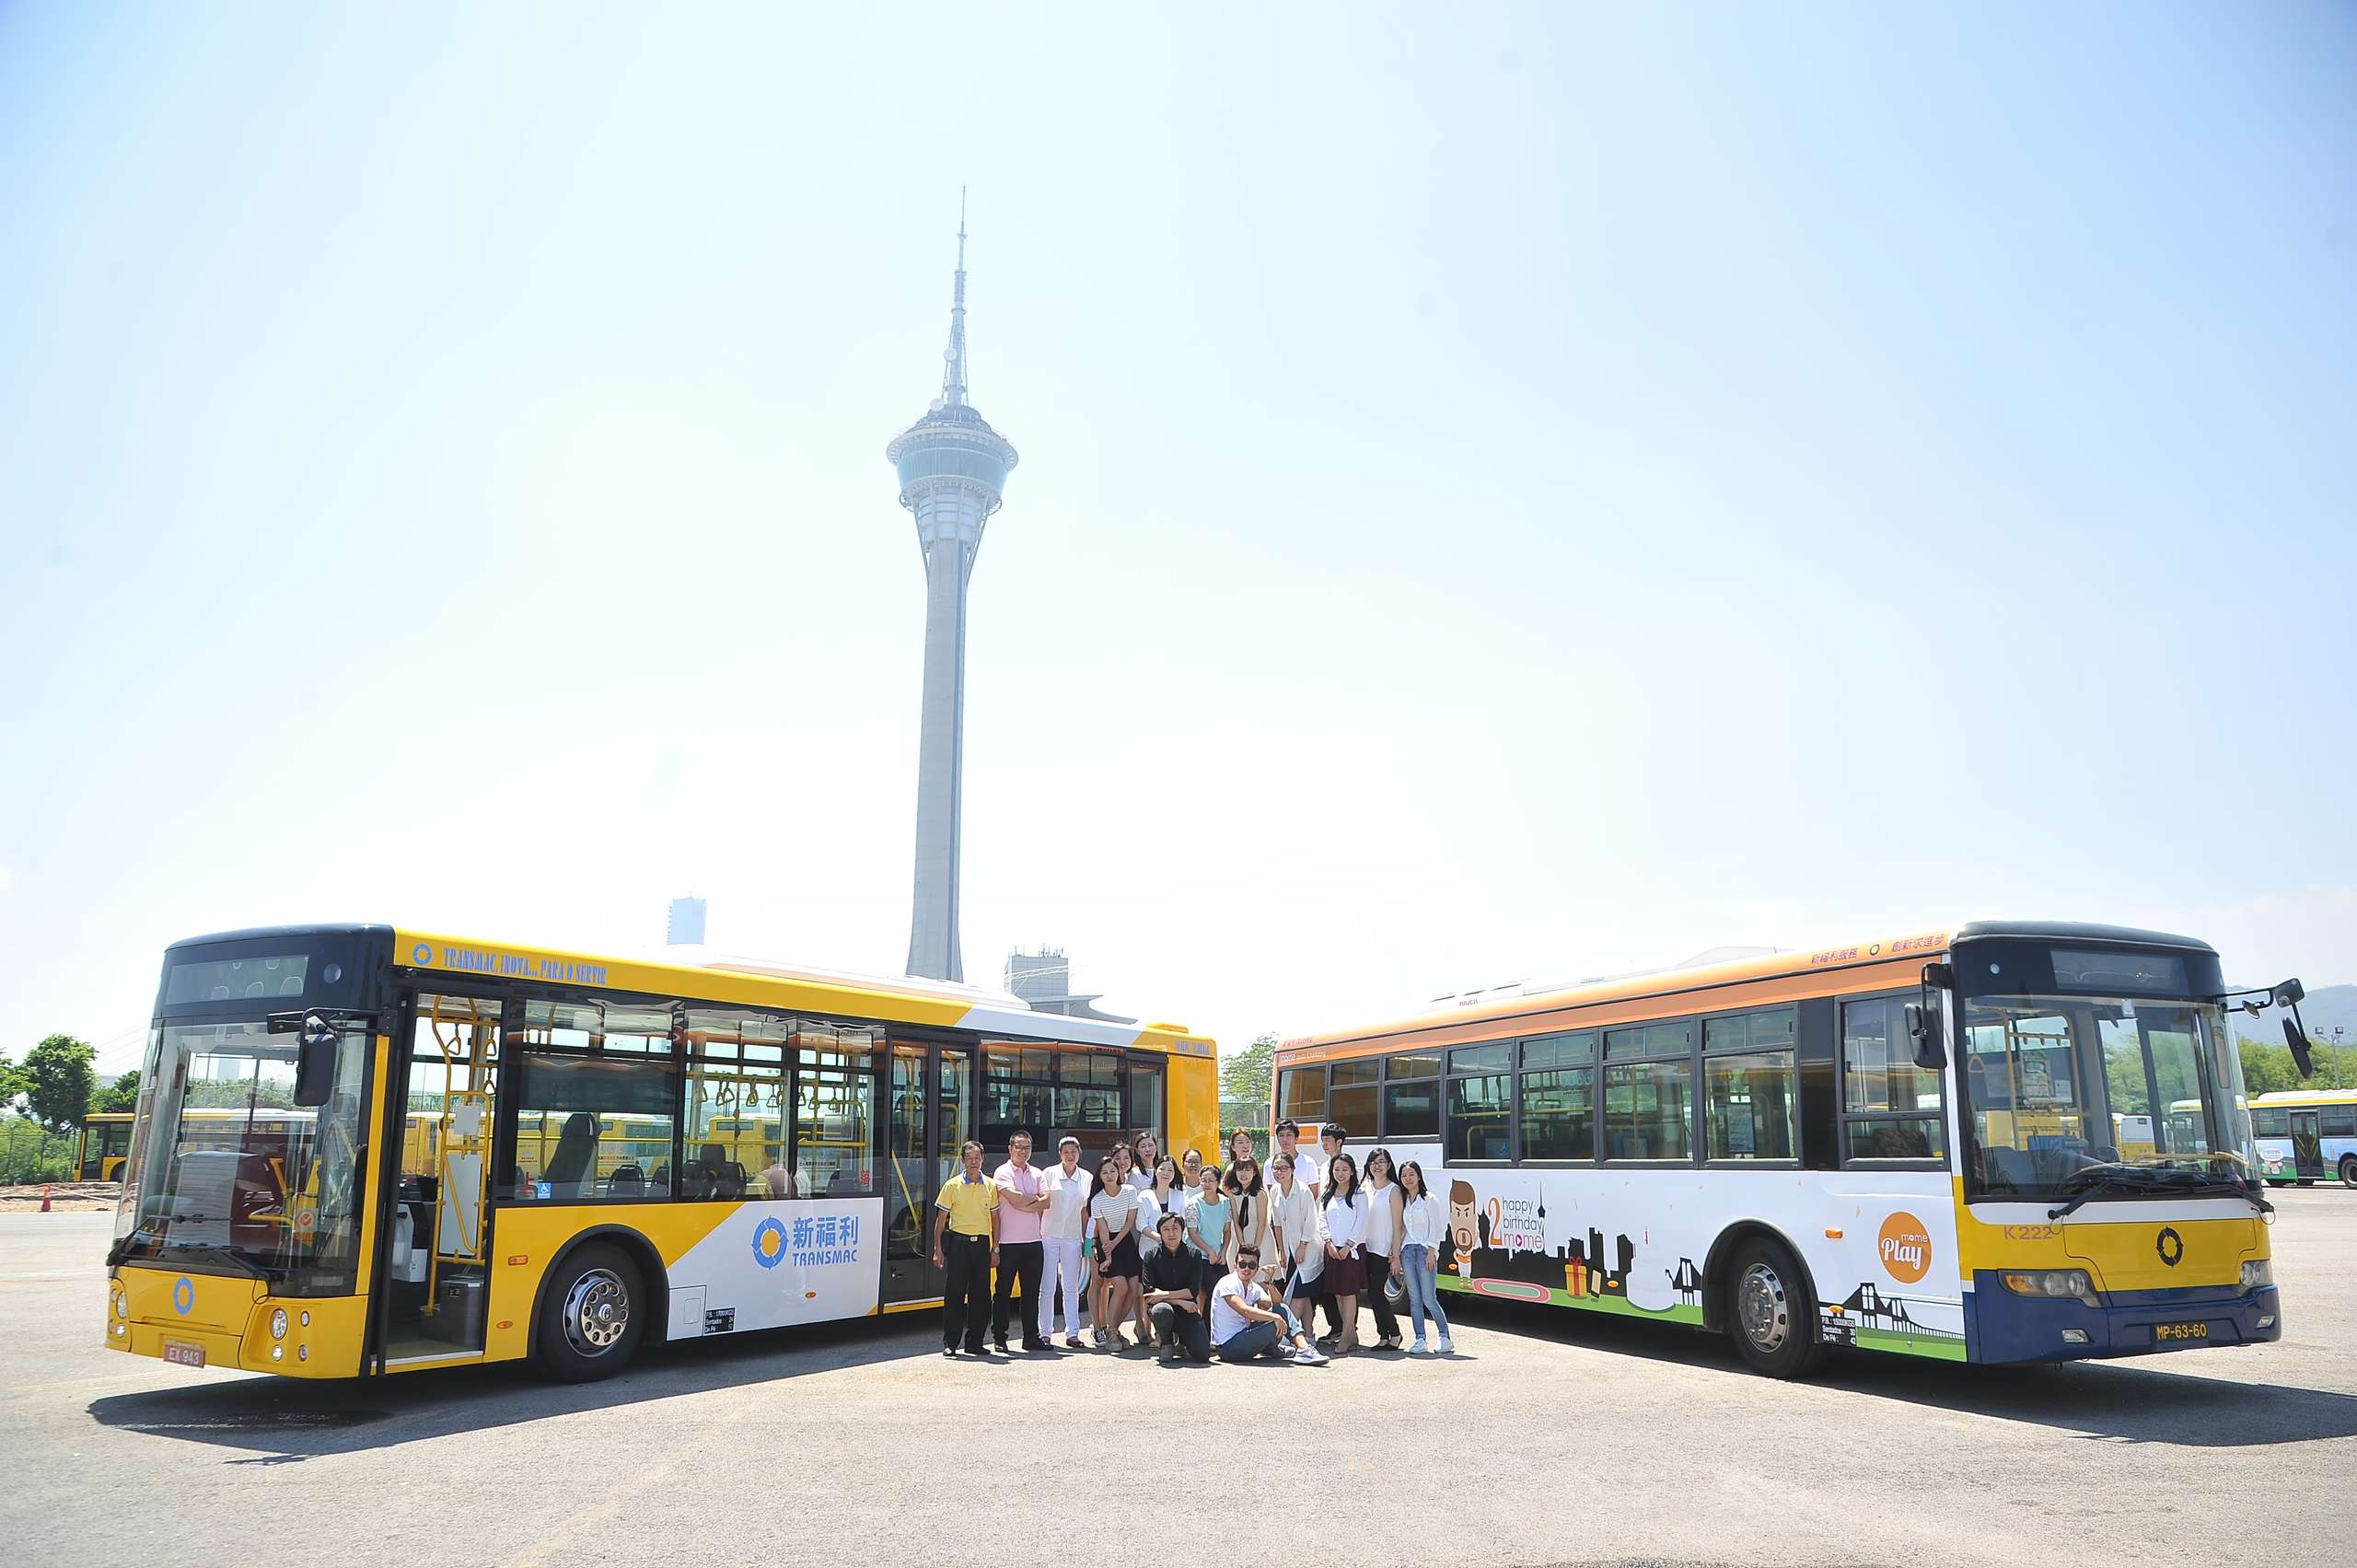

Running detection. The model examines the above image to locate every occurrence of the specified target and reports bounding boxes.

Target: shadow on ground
[87,1291,2357,1459]
[1453,1294,2357,1448]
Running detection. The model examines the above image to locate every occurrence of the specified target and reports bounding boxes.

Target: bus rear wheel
[2340,1156,2357,1190]
[535,1243,644,1382]
[1725,1237,1823,1379]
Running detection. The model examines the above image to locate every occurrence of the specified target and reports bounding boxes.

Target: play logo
[1878,1212,1933,1283]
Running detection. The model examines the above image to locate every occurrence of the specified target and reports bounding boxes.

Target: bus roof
[160,924,1213,1058]
[1282,918,2218,1060]
[2249,1088,2357,1108]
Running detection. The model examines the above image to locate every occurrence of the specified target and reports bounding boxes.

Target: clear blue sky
[3,4,2352,1076]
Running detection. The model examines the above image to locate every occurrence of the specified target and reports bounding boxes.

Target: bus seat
[542,1113,599,1195]
[609,1164,645,1199]
[694,1143,747,1200]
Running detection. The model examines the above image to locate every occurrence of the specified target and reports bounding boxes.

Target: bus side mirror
[2273,981,2316,1078]
[1906,1004,1946,1072]
[2283,1017,2316,1080]
[294,1014,340,1107]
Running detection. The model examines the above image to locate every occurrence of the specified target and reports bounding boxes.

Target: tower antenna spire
[941,187,969,407]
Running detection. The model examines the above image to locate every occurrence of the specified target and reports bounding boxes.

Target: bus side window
[1840,997,1946,1165]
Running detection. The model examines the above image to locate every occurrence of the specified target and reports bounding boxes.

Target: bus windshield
[1963,993,2250,1197]
[110,1016,374,1295]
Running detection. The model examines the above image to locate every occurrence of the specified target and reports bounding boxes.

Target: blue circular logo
[412,943,433,965]
[172,1277,194,1316]
[751,1217,787,1270]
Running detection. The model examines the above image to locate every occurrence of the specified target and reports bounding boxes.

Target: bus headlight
[2000,1269,2100,1308]
[2241,1260,2272,1291]
[113,1288,129,1320]
[270,1308,288,1341]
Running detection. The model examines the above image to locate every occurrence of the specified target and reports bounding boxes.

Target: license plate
[163,1340,206,1367]
[2154,1321,2209,1342]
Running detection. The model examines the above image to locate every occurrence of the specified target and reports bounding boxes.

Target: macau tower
[885,198,1018,982]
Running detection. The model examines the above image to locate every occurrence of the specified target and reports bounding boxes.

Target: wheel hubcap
[563,1269,630,1356]
[1737,1260,1789,1353]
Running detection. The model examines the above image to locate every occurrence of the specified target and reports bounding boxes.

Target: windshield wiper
[2048,1173,2151,1221]
[166,1241,272,1280]
[2046,1162,2270,1220]
[121,1237,272,1280]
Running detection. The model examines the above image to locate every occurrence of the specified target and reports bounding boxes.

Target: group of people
[930,1118,1456,1365]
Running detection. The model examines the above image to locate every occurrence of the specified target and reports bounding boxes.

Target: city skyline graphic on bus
[1436,1175,1965,1357]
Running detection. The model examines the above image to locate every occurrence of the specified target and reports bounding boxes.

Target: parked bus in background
[2247,1089,2357,1187]
[1277,921,2293,1377]
[80,1112,134,1180]
[104,924,1216,1382]
[82,1108,312,1183]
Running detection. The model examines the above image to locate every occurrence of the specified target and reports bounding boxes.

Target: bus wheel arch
[528,1225,668,1381]
[1699,1221,1805,1335]
[1702,1222,1825,1379]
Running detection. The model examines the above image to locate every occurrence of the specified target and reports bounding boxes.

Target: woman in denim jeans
[1395,1160,1455,1355]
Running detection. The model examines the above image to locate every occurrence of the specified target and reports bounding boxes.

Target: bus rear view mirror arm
[2216,980,2314,1079]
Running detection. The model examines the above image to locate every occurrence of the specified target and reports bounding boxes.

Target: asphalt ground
[4,1191,2352,1568]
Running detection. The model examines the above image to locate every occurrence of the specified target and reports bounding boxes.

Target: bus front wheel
[535,1243,644,1382]
[1725,1237,1823,1379]
[2340,1156,2357,1190]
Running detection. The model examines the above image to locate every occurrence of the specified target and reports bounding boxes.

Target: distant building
[667,897,707,947]
[1004,947,1133,1024]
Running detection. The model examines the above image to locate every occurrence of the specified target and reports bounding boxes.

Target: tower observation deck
[886,197,1018,981]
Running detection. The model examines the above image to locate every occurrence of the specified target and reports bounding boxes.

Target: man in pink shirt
[991,1131,1049,1353]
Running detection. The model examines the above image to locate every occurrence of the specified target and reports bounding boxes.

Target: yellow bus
[81,1112,135,1179]
[1278,921,2286,1376]
[104,924,1216,1381]
[83,1108,313,1182]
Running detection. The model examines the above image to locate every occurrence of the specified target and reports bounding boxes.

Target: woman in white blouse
[1268,1150,1323,1306]
[1396,1158,1454,1354]
[1319,1151,1368,1354]
[1225,1153,1273,1289]
[1088,1156,1141,1349]
[1359,1146,1408,1351]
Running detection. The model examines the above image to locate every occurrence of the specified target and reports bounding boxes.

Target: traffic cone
[41,1185,52,1213]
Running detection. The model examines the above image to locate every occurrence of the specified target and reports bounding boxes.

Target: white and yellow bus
[2247,1088,2357,1187]
[1278,921,2286,1376]
[105,924,1216,1381]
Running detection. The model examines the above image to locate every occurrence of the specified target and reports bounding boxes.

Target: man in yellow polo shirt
[932,1139,998,1356]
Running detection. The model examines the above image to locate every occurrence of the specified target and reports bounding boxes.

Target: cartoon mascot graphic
[1447,1179,1481,1282]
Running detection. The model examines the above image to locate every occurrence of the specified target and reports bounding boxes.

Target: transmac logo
[1878,1213,1933,1283]
[412,945,610,986]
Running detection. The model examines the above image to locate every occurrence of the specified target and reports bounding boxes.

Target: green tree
[0,1052,26,1114]
[90,1070,143,1115]
[1221,1032,1277,1115]
[2237,1039,2302,1096]
[21,1035,97,1133]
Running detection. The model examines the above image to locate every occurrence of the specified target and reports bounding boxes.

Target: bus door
[379,992,505,1359]
[2289,1109,2325,1181]
[880,1041,972,1307]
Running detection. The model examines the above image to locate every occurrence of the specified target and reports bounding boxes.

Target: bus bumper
[1968,1276,2281,1363]
[103,1265,363,1377]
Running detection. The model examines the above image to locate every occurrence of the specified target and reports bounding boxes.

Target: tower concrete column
[886,200,1016,981]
